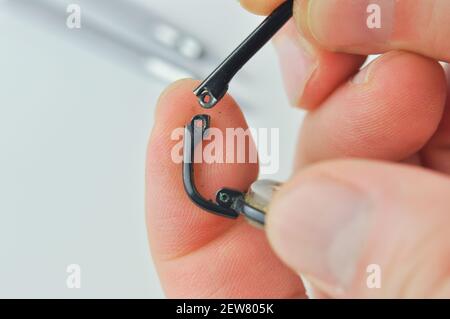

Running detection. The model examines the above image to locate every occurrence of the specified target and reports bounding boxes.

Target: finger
[421,64,450,174]
[294,0,450,62]
[239,0,285,16]
[274,19,366,109]
[240,1,366,109]
[267,159,450,298]
[295,51,447,167]
[146,79,303,298]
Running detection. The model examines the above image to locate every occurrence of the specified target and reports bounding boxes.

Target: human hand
[146,0,450,298]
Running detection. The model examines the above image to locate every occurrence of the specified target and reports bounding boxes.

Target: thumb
[266,159,450,298]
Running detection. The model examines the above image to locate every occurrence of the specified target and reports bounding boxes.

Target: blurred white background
[0,0,304,298]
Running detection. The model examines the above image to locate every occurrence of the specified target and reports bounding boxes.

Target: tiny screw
[218,192,230,203]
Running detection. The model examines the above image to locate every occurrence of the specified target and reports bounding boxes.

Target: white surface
[0,0,303,298]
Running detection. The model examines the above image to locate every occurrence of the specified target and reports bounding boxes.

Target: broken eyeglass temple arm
[183,2,290,226]
[183,115,266,225]
[193,0,294,109]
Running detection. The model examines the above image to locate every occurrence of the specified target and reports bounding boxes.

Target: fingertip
[273,19,366,110]
[239,0,285,15]
[266,159,373,296]
[297,51,447,166]
[269,158,450,297]
[147,79,259,260]
[153,78,247,131]
[153,78,199,123]
[299,51,366,109]
[364,51,447,144]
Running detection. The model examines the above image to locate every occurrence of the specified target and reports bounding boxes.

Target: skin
[146,1,450,298]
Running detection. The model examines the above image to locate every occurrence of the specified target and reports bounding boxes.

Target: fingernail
[306,0,395,47]
[351,63,371,84]
[273,26,317,106]
[267,177,371,295]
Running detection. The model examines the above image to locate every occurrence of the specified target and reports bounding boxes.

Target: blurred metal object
[1,0,211,82]
[153,24,204,59]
